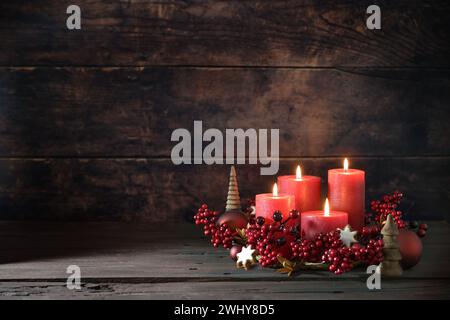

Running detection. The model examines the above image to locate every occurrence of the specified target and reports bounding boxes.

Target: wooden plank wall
[0,0,449,221]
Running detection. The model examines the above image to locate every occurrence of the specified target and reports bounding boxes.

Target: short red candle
[328,158,365,231]
[255,184,295,224]
[300,199,348,240]
[278,165,321,212]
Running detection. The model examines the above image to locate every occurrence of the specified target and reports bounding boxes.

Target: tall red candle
[255,183,295,224]
[278,165,321,212]
[328,158,365,231]
[301,199,348,240]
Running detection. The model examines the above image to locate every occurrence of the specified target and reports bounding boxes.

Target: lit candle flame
[296,165,302,180]
[324,198,330,217]
[344,158,349,171]
[273,183,278,197]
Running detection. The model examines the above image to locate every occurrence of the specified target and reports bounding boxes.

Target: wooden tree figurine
[380,214,403,276]
[216,166,248,230]
[225,165,241,211]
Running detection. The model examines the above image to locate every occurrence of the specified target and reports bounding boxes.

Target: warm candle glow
[296,165,302,180]
[272,183,278,197]
[324,198,330,217]
[344,158,349,171]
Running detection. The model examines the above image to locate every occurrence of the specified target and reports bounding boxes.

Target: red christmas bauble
[230,245,243,261]
[398,229,423,269]
[216,210,248,230]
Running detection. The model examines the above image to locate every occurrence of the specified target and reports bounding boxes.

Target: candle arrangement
[194,164,428,276]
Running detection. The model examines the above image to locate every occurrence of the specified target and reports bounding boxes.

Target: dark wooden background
[0,0,449,222]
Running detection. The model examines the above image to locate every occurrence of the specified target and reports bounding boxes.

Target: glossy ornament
[230,245,243,261]
[398,229,423,269]
[217,211,248,230]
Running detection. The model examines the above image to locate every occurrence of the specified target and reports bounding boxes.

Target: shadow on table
[0,222,193,264]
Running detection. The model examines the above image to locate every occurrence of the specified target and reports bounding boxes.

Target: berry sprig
[370,191,406,229]
[290,229,384,274]
[408,221,428,238]
[320,239,383,274]
[321,246,354,274]
[245,210,300,267]
[359,225,382,246]
[359,239,384,266]
[194,204,237,249]
[291,230,342,263]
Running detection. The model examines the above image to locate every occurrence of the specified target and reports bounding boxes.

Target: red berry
[417,229,426,238]
[289,209,299,219]
[256,216,265,226]
[273,211,283,222]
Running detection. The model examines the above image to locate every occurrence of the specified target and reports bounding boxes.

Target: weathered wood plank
[0,158,448,221]
[0,222,448,281]
[0,1,449,67]
[1,279,449,299]
[1,67,449,157]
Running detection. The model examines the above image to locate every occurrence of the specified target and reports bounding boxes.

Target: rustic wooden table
[0,221,449,299]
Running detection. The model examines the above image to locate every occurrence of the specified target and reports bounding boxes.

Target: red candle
[255,183,295,224]
[278,165,321,212]
[328,158,365,231]
[301,199,348,240]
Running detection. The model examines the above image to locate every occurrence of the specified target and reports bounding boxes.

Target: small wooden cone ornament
[217,166,248,230]
[380,214,403,277]
[226,165,241,211]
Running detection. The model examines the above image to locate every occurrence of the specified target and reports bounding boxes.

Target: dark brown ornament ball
[230,245,243,261]
[398,229,423,269]
[216,210,248,230]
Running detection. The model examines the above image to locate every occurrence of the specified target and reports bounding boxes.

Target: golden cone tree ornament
[380,214,403,276]
[216,166,248,230]
[226,165,241,211]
